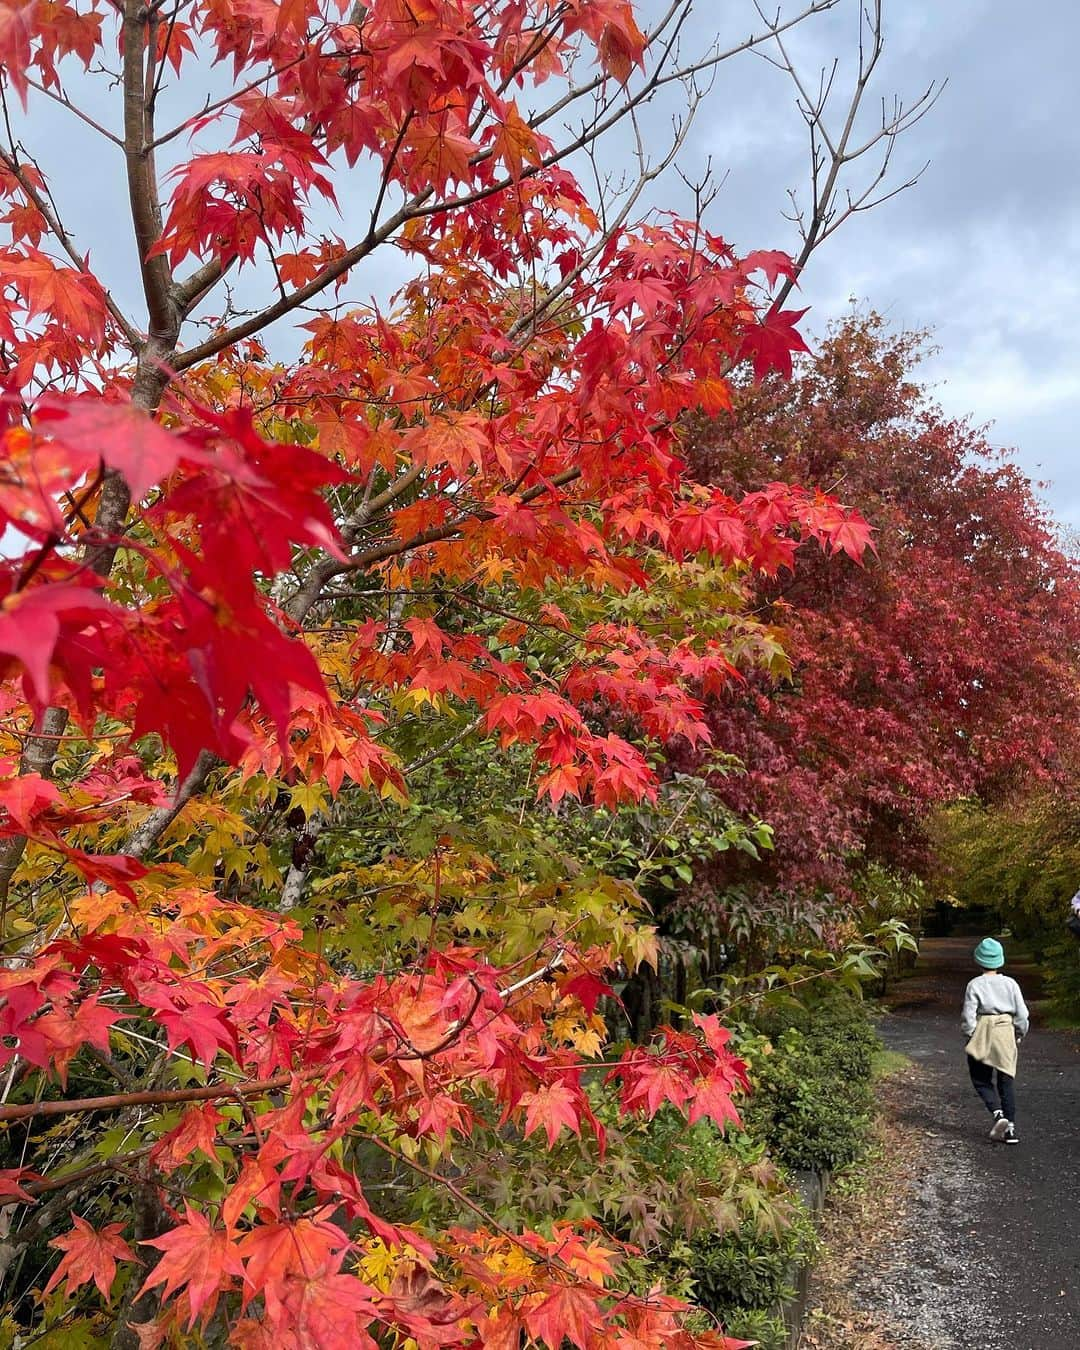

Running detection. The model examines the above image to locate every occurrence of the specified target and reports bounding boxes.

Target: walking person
[1067,888,1080,939]
[961,937,1029,1145]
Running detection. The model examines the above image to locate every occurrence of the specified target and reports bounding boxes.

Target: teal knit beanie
[974,937,1005,969]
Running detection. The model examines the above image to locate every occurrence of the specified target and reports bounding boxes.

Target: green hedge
[740,991,878,1174]
[480,986,882,1344]
[644,989,880,1343]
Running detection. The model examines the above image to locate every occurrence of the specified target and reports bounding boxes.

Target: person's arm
[1012,979,1030,1039]
[960,980,979,1038]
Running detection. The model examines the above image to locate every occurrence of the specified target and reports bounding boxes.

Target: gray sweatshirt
[961,972,1030,1040]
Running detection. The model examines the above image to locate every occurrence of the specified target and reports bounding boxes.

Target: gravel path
[862,936,1080,1349]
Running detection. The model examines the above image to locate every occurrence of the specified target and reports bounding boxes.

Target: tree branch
[22,73,125,147]
[122,0,176,341]
[120,749,218,861]
[761,0,944,310]
[0,707,69,924]
[0,1074,294,1124]
[170,0,838,371]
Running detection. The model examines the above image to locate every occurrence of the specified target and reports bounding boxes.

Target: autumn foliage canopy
[685,318,1080,903]
[0,0,881,1344]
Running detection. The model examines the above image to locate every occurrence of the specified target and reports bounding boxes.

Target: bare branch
[22,74,124,147]
[755,0,944,309]
[531,0,839,140]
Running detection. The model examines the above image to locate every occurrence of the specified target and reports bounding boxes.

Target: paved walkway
[867,936,1080,1349]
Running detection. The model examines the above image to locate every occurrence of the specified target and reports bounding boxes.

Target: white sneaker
[989,1111,1009,1141]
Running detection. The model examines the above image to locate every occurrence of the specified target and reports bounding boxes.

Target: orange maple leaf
[519,1080,582,1148]
[524,1282,603,1349]
[239,1215,346,1305]
[44,1215,139,1301]
[141,1207,244,1327]
[150,1103,224,1171]
[0,252,107,344]
[492,102,543,183]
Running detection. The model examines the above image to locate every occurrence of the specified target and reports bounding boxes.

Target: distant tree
[930,770,1080,1013]
[684,314,1080,902]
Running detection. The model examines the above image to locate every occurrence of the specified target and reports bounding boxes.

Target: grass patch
[870,1047,912,1081]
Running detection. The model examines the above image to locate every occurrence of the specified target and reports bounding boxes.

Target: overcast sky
[666,0,1080,536]
[20,0,1079,535]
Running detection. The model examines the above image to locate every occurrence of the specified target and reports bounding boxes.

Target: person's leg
[996,1070,1016,1124]
[967,1055,998,1113]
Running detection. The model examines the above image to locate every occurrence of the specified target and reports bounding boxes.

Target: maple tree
[0,1,926,1344]
[679,314,1080,921]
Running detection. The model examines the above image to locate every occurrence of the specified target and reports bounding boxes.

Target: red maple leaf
[0,1168,39,1202]
[141,1207,245,1327]
[150,1104,224,1171]
[140,987,239,1068]
[268,1273,380,1345]
[1,252,107,344]
[0,770,61,835]
[741,249,799,289]
[519,1080,582,1148]
[0,582,112,704]
[559,971,614,1017]
[35,397,197,500]
[238,1215,347,1313]
[738,306,811,380]
[829,512,876,561]
[44,1215,139,1301]
[232,1218,397,1336]
[524,1282,602,1349]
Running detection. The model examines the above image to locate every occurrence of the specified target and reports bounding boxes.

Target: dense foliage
[686,317,1080,902]
[0,0,895,1345]
[0,0,1072,1341]
[741,991,877,1175]
[931,778,1080,1017]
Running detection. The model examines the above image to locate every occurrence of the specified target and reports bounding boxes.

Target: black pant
[967,1054,1016,1123]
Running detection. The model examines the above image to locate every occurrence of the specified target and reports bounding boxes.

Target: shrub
[719,1307,791,1350]
[631,991,878,1336]
[740,990,879,1173]
[468,992,875,1338]
[640,1115,815,1338]
[679,1206,816,1314]
[1043,933,1080,1023]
